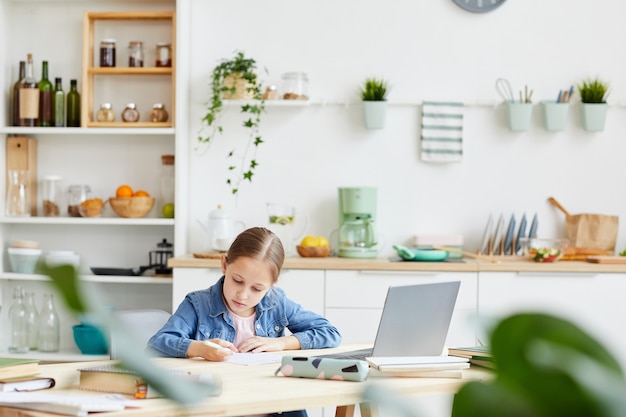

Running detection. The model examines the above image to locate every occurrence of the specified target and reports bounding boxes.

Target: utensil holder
[541,101,569,132]
[506,102,533,131]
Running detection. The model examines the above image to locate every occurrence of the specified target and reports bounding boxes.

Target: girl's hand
[238,335,301,353]
[187,338,236,361]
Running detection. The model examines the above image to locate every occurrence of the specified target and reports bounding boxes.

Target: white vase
[581,103,608,132]
[363,101,388,129]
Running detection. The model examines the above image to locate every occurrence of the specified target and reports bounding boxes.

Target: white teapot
[197,205,245,252]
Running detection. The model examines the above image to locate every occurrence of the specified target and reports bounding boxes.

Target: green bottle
[66,79,81,127]
[52,78,64,127]
[38,60,53,127]
[11,61,25,126]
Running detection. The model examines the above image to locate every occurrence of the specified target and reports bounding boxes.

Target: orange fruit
[133,190,150,197]
[116,185,134,198]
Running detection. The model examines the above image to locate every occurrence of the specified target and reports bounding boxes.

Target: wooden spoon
[547,197,570,217]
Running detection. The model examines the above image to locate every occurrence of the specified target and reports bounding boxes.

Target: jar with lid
[67,185,92,217]
[42,174,62,217]
[160,154,175,218]
[100,39,116,67]
[128,41,144,67]
[281,72,309,100]
[262,85,280,100]
[96,103,115,122]
[122,103,140,122]
[150,103,169,123]
[155,42,172,67]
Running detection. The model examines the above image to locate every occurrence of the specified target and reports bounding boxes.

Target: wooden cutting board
[587,256,626,264]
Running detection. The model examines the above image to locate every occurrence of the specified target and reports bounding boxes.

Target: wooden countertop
[169,255,626,273]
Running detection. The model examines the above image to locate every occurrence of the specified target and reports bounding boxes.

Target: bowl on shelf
[519,237,569,263]
[109,197,155,218]
[8,247,43,274]
[78,198,106,218]
[296,245,332,258]
[72,324,109,355]
[45,250,81,270]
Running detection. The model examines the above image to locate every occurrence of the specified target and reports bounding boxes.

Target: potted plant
[360,77,389,129]
[197,51,265,195]
[578,77,609,132]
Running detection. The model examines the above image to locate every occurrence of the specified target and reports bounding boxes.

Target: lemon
[300,235,329,247]
[318,236,329,247]
[162,203,175,218]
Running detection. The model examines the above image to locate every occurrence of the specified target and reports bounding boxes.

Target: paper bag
[564,214,619,252]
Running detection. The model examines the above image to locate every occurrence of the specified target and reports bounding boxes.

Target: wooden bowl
[296,245,331,258]
[109,197,155,218]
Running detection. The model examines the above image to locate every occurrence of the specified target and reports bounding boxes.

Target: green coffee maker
[337,187,379,258]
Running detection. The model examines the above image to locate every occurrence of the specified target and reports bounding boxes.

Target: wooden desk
[0,346,489,417]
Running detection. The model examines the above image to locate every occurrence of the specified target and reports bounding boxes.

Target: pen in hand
[204,340,233,353]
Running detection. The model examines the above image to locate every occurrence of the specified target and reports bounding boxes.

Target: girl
[147,224,342,361]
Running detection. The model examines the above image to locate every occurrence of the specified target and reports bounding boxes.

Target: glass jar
[99,39,116,67]
[128,41,144,67]
[42,174,62,217]
[281,72,309,100]
[150,103,169,122]
[155,42,172,67]
[67,184,91,217]
[122,103,140,122]
[96,102,115,122]
[262,85,280,100]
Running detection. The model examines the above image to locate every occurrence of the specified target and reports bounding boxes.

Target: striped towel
[420,101,464,163]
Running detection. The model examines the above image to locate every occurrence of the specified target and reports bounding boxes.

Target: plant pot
[222,72,255,100]
[506,102,533,131]
[541,101,569,132]
[363,101,388,129]
[581,103,608,132]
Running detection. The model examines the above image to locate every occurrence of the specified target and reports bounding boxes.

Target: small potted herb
[360,77,389,129]
[197,51,265,195]
[578,77,609,132]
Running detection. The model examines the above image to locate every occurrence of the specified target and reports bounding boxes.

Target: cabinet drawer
[325,270,477,309]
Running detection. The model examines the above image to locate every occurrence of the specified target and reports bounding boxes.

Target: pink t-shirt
[229,310,256,349]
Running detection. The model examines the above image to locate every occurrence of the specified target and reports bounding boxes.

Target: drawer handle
[516,272,598,278]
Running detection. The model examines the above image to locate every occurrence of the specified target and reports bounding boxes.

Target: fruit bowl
[296,245,332,258]
[109,197,155,218]
[519,237,569,263]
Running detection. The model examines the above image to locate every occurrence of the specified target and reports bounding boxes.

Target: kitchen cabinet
[0,0,181,360]
[478,271,626,367]
[325,270,478,346]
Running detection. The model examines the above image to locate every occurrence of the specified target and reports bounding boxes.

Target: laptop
[320,281,461,360]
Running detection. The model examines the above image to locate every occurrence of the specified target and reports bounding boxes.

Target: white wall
[184,0,626,256]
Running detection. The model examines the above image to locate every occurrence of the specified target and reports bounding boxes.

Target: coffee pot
[197,205,246,252]
[338,217,378,257]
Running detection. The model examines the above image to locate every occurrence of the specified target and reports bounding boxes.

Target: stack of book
[447,346,495,369]
[0,358,55,392]
[366,356,470,378]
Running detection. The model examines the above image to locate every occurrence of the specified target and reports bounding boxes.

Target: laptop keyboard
[314,348,373,361]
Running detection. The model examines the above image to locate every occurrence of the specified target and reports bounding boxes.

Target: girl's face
[221,255,274,317]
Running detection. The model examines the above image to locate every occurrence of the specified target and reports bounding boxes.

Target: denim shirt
[147,276,342,358]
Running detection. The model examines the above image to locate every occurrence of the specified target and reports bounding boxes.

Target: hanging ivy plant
[198,51,265,195]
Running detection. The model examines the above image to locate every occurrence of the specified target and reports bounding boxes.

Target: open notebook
[320,281,461,361]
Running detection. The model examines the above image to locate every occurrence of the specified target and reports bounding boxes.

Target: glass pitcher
[266,203,309,256]
[6,169,31,217]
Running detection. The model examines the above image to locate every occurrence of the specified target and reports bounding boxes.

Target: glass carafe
[338,218,378,258]
[37,293,60,352]
[266,203,309,256]
[9,286,29,353]
[6,169,31,217]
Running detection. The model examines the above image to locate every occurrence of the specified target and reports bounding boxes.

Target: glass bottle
[52,77,64,127]
[122,103,140,122]
[128,41,144,67]
[160,154,175,218]
[37,293,60,352]
[8,286,29,353]
[19,53,39,127]
[38,60,53,127]
[66,79,81,127]
[6,169,31,217]
[24,292,40,350]
[150,103,168,122]
[11,60,25,126]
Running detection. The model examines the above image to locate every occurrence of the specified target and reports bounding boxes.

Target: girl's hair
[225,227,285,283]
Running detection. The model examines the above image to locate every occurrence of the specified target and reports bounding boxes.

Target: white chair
[109,309,171,359]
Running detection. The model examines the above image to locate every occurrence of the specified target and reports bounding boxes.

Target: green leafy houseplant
[360,77,389,101]
[198,51,265,195]
[578,78,609,103]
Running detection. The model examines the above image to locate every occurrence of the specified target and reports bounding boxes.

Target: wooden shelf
[81,11,176,128]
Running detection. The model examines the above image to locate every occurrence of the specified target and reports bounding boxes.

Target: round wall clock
[453,0,506,13]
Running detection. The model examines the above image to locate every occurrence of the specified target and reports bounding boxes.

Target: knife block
[6,136,38,216]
